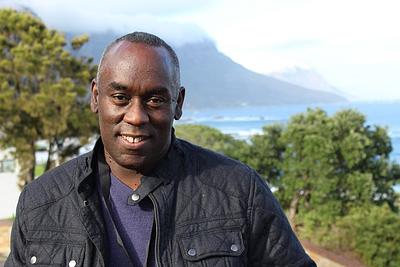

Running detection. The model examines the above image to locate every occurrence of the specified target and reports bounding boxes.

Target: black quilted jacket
[6,138,316,266]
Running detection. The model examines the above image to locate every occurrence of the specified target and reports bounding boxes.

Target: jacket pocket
[26,230,86,266]
[26,241,84,266]
[178,229,245,266]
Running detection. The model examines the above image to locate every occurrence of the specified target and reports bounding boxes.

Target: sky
[1,0,400,101]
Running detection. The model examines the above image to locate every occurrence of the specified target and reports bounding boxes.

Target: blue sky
[2,0,400,101]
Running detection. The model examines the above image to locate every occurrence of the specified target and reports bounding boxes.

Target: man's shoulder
[21,152,92,210]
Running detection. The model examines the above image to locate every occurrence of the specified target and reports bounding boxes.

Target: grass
[35,163,45,177]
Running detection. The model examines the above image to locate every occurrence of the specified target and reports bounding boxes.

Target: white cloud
[13,0,215,17]
[1,0,213,46]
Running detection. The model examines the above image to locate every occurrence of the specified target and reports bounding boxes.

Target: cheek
[148,109,175,128]
[98,101,124,125]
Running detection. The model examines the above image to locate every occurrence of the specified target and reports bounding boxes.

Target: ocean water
[177,101,400,162]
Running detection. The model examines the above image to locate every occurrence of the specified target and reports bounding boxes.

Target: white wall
[0,172,20,219]
[0,149,20,219]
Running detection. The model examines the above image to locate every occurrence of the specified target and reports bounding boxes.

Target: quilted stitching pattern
[159,140,315,266]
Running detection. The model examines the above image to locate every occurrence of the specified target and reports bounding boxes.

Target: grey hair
[96,32,180,89]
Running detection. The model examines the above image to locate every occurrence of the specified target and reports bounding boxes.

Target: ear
[90,79,99,113]
[174,86,185,120]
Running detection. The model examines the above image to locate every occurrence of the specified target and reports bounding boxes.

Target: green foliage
[243,124,285,185]
[297,203,400,267]
[241,108,400,266]
[337,205,400,267]
[175,124,248,159]
[35,163,45,177]
[70,34,90,50]
[0,9,97,188]
[247,109,399,220]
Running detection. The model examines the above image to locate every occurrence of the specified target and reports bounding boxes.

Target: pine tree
[0,9,97,188]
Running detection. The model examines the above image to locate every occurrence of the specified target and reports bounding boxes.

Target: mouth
[122,135,145,144]
[120,134,150,144]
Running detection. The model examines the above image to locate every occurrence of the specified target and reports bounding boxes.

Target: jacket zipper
[149,193,161,267]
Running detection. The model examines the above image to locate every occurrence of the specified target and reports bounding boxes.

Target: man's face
[91,41,184,173]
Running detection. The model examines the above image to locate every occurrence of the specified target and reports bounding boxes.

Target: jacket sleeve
[5,189,27,267]
[247,171,316,267]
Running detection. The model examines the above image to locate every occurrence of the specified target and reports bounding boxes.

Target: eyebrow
[109,81,128,91]
[107,81,172,96]
[147,87,170,95]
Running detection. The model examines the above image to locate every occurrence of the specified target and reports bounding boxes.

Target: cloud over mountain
[0,0,212,46]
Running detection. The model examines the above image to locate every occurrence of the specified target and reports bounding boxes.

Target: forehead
[99,41,175,89]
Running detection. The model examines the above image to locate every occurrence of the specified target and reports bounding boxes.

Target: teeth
[123,135,144,143]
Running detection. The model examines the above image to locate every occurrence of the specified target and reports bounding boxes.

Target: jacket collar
[75,134,184,195]
[149,133,184,184]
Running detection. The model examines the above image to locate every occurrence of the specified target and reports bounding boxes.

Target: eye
[146,96,168,107]
[111,94,130,105]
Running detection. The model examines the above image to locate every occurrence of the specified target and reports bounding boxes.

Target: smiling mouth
[121,135,149,144]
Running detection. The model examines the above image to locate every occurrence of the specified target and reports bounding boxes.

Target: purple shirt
[98,171,158,267]
[109,173,154,266]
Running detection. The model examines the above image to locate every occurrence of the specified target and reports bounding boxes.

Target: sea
[176,101,400,191]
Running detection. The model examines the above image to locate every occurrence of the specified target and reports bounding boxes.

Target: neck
[104,153,143,190]
[110,166,142,190]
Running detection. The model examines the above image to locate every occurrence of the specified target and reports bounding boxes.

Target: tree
[337,204,400,267]
[244,124,285,185]
[246,108,399,229]
[175,124,248,159]
[0,9,98,188]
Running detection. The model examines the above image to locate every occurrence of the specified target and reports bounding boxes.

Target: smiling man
[91,37,184,190]
[6,32,316,267]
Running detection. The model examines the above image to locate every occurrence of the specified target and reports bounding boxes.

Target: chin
[120,157,146,170]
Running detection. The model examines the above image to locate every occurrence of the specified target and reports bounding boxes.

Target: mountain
[270,67,353,100]
[177,43,346,108]
[271,67,338,93]
[70,31,346,109]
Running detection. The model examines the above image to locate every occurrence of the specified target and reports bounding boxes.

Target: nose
[123,98,149,126]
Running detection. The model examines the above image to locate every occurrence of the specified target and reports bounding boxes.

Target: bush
[337,204,400,267]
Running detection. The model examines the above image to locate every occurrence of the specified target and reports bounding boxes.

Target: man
[6,32,316,266]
